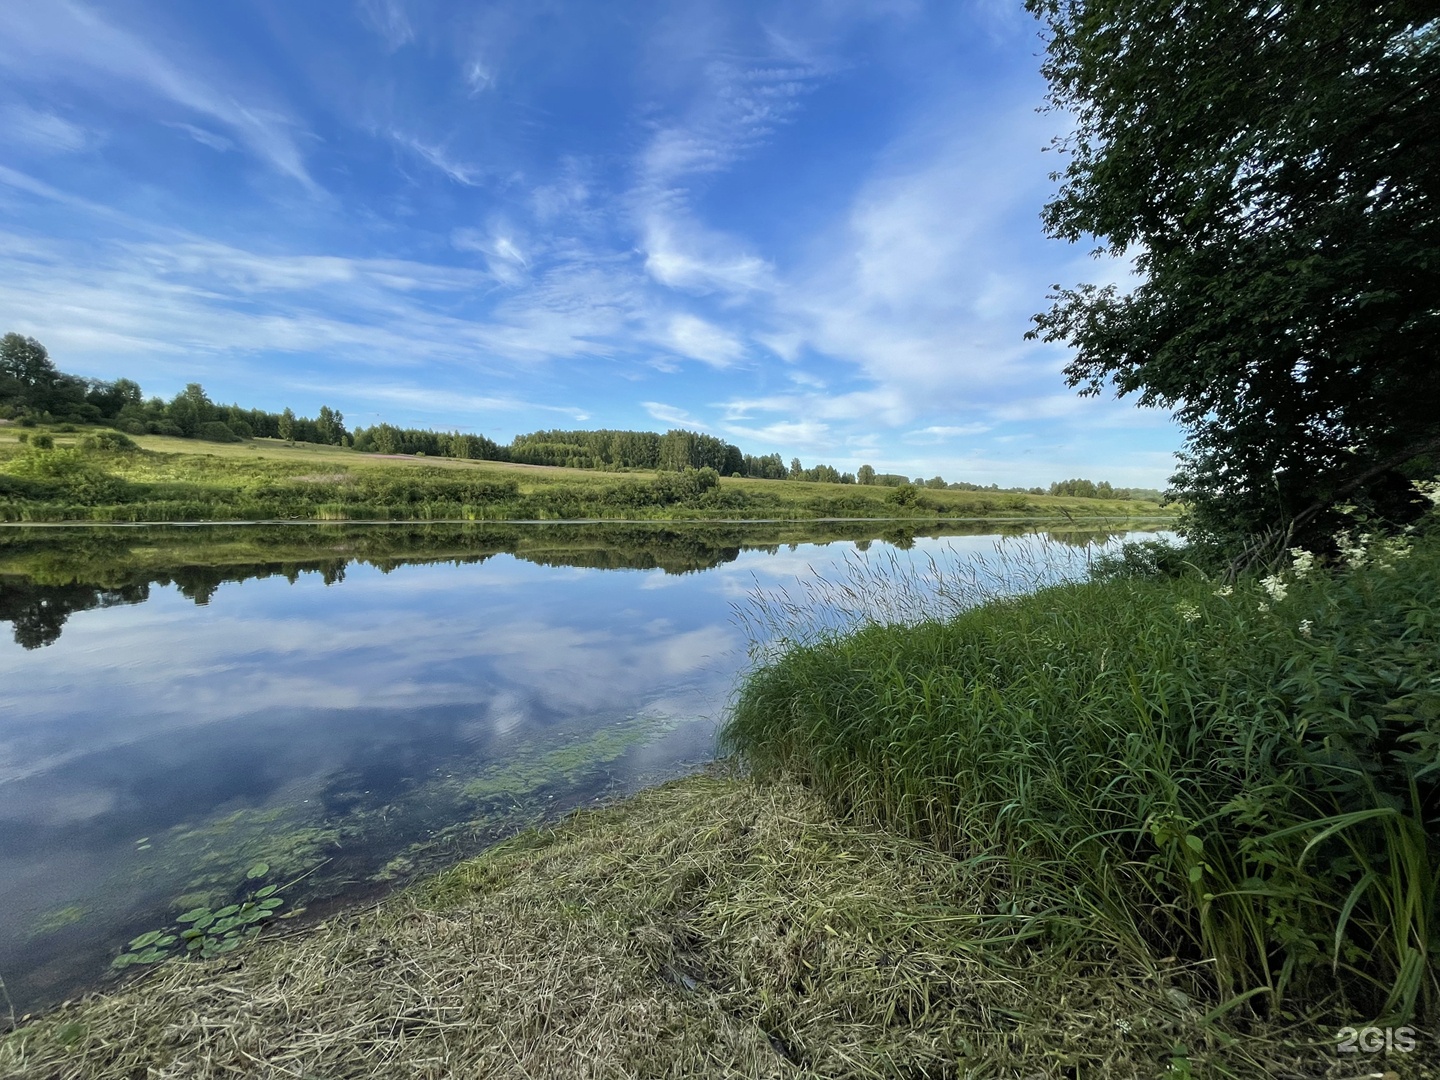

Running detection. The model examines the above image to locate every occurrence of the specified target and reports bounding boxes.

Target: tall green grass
[723,525,1440,1023]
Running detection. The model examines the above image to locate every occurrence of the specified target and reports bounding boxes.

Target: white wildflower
[1258,601,1271,614]
[1260,574,1288,602]
[1298,619,1313,638]
[1335,529,1368,568]
[1288,548,1315,576]
[1213,584,1233,597]
[1175,601,1201,623]
[1413,478,1440,506]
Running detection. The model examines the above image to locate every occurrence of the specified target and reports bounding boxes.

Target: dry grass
[0,772,1400,1079]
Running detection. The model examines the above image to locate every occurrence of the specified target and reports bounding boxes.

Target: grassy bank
[725,522,1440,1034]
[0,772,1345,1079]
[0,428,1170,524]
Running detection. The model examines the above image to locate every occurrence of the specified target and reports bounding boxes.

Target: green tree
[1026,0,1440,555]
[0,333,57,390]
[315,405,345,445]
[167,383,215,437]
[1,334,59,414]
[789,457,803,480]
[278,407,296,444]
[86,378,143,418]
[857,464,876,486]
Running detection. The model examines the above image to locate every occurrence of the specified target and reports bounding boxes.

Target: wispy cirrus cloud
[0,1,317,189]
[656,313,744,369]
[298,383,591,423]
[358,0,415,50]
[393,131,487,186]
[0,105,92,154]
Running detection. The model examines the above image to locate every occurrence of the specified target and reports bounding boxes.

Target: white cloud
[906,424,993,441]
[0,1,316,188]
[641,401,697,427]
[167,122,234,152]
[0,105,91,153]
[642,212,773,296]
[719,388,909,426]
[465,59,496,93]
[452,226,531,285]
[394,132,485,186]
[358,0,415,50]
[334,383,591,422]
[721,418,833,455]
[638,59,821,189]
[658,313,744,368]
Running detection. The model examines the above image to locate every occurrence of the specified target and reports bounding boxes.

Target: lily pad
[246,862,270,879]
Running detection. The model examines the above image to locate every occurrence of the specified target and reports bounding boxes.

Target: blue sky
[0,0,1180,487]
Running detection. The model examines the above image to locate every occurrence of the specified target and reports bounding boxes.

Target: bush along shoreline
[725,502,1440,1039]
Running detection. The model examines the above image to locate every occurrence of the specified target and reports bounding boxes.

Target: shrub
[118,419,148,436]
[3,446,125,501]
[887,483,920,508]
[197,421,240,443]
[80,431,140,453]
[30,433,54,450]
[1089,538,1201,580]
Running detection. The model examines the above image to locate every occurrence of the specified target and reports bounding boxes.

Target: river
[0,520,1156,1017]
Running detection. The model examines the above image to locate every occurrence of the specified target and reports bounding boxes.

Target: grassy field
[0,771,1348,1079]
[0,426,1173,524]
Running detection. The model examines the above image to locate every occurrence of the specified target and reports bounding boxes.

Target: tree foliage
[1027,0,1440,555]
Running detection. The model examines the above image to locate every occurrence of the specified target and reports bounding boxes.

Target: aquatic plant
[111,864,287,970]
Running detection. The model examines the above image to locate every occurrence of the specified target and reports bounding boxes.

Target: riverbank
[0,769,1345,1079]
[0,428,1172,524]
[723,517,1440,1061]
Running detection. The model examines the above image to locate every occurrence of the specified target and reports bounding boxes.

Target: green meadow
[0,426,1171,524]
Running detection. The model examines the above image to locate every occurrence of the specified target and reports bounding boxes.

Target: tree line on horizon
[0,332,1160,501]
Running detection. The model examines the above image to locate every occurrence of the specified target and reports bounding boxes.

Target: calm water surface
[0,521,1149,1016]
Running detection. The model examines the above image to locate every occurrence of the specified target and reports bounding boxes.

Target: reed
[723,525,1440,1024]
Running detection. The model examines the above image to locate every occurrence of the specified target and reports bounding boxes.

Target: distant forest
[0,333,1163,501]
